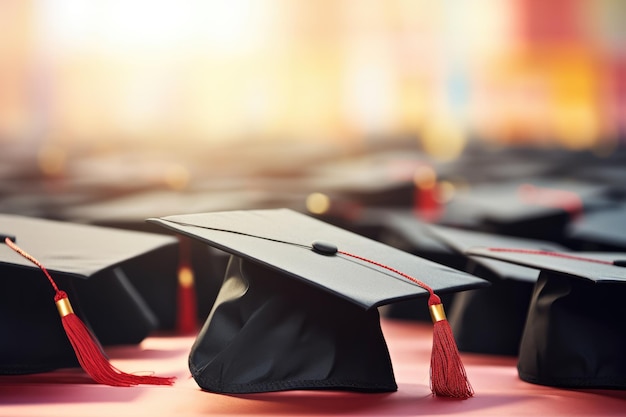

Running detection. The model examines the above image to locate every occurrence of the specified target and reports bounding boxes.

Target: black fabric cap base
[467,248,626,388]
[190,257,396,393]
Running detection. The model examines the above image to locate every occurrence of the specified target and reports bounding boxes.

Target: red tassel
[5,237,176,387]
[413,165,442,223]
[338,249,473,398]
[428,294,474,399]
[176,236,198,334]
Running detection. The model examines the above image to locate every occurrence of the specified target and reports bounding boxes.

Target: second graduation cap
[148,209,487,397]
[0,214,177,377]
[425,224,567,356]
[467,247,626,389]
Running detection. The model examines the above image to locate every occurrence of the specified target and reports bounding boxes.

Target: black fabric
[448,264,534,356]
[0,268,78,374]
[72,267,158,345]
[518,271,626,388]
[190,256,397,393]
[0,265,158,374]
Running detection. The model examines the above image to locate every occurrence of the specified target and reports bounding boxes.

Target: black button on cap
[312,241,338,256]
[1,234,16,243]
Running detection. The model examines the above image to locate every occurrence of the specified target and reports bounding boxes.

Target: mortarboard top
[426,225,568,283]
[60,188,279,331]
[466,247,626,388]
[439,145,559,185]
[565,203,626,251]
[301,150,435,209]
[439,179,613,241]
[0,214,177,375]
[379,210,461,263]
[424,225,567,356]
[148,209,488,397]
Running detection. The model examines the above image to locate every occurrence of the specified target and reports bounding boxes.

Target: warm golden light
[0,1,622,151]
[37,145,67,176]
[413,166,437,190]
[420,117,467,161]
[164,164,191,191]
[306,192,331,215]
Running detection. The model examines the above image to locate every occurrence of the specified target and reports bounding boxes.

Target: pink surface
[1,319,625,416]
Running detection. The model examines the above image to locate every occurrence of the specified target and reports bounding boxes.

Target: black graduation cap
[565,203,626,251]
[466,247,626,388]
[0,214,177,385]
[147,209,488,398]
[301,150,429,208]
[424,225,567,356]
[439,179,613,242]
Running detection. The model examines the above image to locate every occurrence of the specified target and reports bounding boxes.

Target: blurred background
[1,0,625,218]
[3,0,626,336]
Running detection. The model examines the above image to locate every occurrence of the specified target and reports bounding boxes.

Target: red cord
[488,248,613,265]
[5,237,61,293]
[338,250,441,306]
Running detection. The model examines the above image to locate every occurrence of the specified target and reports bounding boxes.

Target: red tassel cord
[5,237,176,387]
[176,236,198,335]
[487,248,615,265]
[338,250,474,399]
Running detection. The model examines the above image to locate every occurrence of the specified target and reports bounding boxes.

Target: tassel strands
[428,294,474,398]
[4,237,176,387]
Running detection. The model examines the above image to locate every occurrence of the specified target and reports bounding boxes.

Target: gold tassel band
[429,303,446,323]
[56,297,74,317]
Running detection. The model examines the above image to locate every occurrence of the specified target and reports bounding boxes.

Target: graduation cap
[466,247,626,388]
[148,209,488,398]
[565,203,626,251]
[439,180,613,242]
[424,225,567,356]
[0,214,176,386]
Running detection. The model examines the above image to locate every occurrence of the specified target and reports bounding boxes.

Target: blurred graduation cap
[301,152,444,239]
[565,203,626,251]
[0,214,177,385]
[467,247,626,388]
[439,180,614,242]
[424,225,567,356]
[302,151,427,208]
[148,209,488,398]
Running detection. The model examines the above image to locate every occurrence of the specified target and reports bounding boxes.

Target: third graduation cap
[148,209,487,398]
[466,247,626,389]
